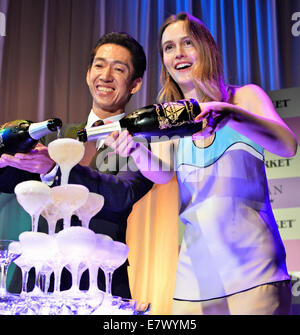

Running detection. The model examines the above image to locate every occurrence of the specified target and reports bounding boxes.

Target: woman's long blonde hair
[158,12,229,103]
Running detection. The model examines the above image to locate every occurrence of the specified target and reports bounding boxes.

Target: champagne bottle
[77,98,202,142]
[0,118,62,155]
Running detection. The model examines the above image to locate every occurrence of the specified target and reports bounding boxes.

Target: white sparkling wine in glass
[75,193,104,229]
[87,234,113,295]
[56,227,97,296]
[101,241,129,270]
[0,240,21,301]
[14,181,51,232]
[48,138,85,185]
[13,253,32,296]
[19,232,55,296]
[41,201,64,235]
[50,184,89,229]
[98,240,129,295]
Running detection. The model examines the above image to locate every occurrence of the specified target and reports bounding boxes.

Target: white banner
[266,87,300,275]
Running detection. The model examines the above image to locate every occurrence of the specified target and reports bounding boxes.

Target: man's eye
[115,67,125,73]
[94,63,103,68]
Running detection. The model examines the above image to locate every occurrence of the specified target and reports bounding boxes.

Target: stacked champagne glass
[0,138,149,315]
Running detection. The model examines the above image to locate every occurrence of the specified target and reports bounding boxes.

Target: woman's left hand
[194,101,233,136]
[195,84,297,157]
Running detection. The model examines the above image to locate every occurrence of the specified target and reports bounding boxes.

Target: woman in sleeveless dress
[105,12,297,315]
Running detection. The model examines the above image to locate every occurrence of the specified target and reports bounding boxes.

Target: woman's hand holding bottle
[104,130,138,158]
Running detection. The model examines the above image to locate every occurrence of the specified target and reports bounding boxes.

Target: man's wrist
[40,164,59,185]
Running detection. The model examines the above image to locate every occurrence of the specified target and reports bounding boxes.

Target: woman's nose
[175,45,185,59]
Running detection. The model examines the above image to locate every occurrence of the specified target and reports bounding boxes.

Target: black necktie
[92,119,104,127]
[89,119,110,170]
[89,119,127,173]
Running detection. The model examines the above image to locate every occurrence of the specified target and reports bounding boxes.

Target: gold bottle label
[155,99,198,129]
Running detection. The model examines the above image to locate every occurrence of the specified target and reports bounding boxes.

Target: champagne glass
[87,233,113,296]
[18,232,65,315]
[74,193,104,228]
[98,240,129,296]
[13,253,32,296]
[56,227,97,297]
[14,180,51,232]
[48,138,85,185]
[18,232,55,296]
[40,200,64,235]
[50,184,89,229]
[12,245,41,315]
[0,240,22,314]
[48,239,65,296]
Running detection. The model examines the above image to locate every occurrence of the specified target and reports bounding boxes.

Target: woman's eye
[184,39,193,47]
[164,44,173,52]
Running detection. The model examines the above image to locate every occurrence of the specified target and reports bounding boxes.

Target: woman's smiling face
[161,20,200,95]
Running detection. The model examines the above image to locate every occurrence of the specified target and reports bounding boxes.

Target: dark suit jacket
[0,120,153,298]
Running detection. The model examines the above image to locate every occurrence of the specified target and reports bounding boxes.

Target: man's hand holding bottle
[0,143,55,174]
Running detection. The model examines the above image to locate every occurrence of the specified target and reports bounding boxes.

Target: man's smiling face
[86,43,138,118]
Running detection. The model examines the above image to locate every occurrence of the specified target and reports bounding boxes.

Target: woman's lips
[175,62,192,70]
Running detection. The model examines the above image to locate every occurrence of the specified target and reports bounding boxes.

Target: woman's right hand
[104,130,139,157]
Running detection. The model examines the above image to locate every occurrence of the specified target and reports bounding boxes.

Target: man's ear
[86,68,91,86]
[130,77,143,95]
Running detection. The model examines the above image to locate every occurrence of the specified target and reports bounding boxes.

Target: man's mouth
[96,85,114,93]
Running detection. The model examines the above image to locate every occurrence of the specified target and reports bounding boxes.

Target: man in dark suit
[0,32,153,298]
